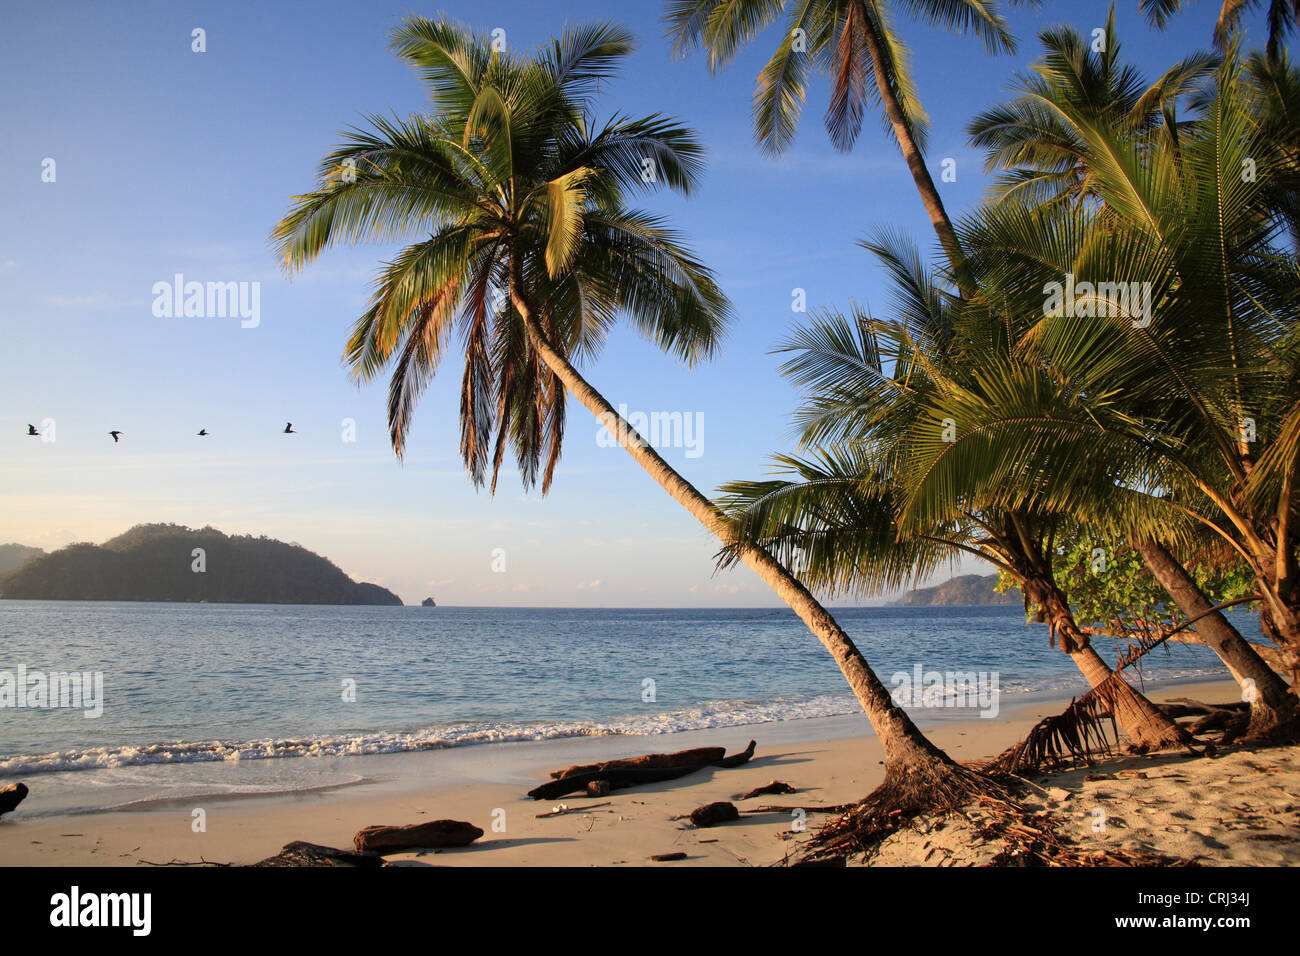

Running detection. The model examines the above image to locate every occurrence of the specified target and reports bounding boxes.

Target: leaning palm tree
[718,241,1189,750]
[919,54,1300,737]
[272,17,992,813]
[664,0,1017,287]
[967,6,1216,208]
[967,32,1298,733]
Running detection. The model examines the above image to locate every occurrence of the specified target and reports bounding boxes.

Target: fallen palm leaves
[982,693,1119,776]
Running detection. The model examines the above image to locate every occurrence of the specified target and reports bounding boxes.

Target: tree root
[794,763,1199,867]
[794,758,1011,864]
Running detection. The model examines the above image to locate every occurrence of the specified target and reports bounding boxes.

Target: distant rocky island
[896,573,1021,607]
[421,597,437,607]
[0,524,402,606]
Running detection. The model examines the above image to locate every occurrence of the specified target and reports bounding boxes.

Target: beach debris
[549,744,727,779]
[1046,787,1073,803]
[650,852,687,861]
[141,856,232,867]
[982,695,1118,776]
[0,783,29,818]
[353,819,483,855]
[689,802,739,828]
[739,781,796,799]
[528,740,757,801]
[587,780,611,797]
[254,841,384,867]
[741,803,853,815]
[535,802,612,819]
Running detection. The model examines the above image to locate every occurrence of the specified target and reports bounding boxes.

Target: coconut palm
[717,240,1189,749]
[272,16,988,811]
[966,21,1293,705]
[664,0,1016,286]
[967,6,1217,208]
[1141,0,1297,66]
[907,53,1300,735]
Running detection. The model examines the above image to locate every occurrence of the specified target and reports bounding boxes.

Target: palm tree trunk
[1067,643,1190,749]
[859,21,971,294]
[509,280,955,777]
[1019,570,1190,749]
[1136,538,1297,737]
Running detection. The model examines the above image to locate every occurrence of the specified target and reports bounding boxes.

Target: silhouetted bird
[284,422,295,434]
[109,431,123,443]
[26,424,38,436]
[198,429,208,436]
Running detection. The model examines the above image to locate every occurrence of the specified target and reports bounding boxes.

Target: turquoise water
[0,600,1235,781]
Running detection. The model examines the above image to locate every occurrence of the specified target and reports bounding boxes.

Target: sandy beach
[4,677,1296,867]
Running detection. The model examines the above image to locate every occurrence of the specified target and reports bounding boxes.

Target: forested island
[896,573,1021,607]
[0,524,402,605]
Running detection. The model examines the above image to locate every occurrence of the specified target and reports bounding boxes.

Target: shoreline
[0,670,1229,817]
[0,677,1263,867]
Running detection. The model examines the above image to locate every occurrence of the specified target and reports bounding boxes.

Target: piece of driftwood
[587,780,611,797]
[253,841,384,867]
[549,746,727,779]
[715,740,758,767]
[353,819,483,855]
[527,741,757,801]
[689,802,739,827]
[1157,698,1249,719]
[535,802,613,818]
[650,852,687,861]
[0,783,29,818]
[741,803,853,815]
[739,781,796,799]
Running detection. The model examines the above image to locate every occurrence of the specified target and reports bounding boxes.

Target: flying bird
[109,431,123,443]
[26,424,38,436]
[197,429,208,436]
[283,422,295,434]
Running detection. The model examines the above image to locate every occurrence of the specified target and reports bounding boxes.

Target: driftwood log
[0,783,28,817]
[1156,698,1249,719]
[253,841,384,867]
[549,746,726,779]
[739,781,796,799]
[354,820,483,855]
[528,740,757,801]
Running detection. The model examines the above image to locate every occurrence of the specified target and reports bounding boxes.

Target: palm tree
[717,241,1189,749]
[967,7,1216,208]
[272,16,990,813]
[966,22,1295,724]
[918,53,1300,736]
[1141,0,1297,66]
[664,0,1017,287]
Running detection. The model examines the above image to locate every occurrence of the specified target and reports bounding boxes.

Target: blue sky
[0,0,1275,606]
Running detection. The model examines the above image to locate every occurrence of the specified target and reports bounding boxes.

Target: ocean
[0,601,1236,815]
